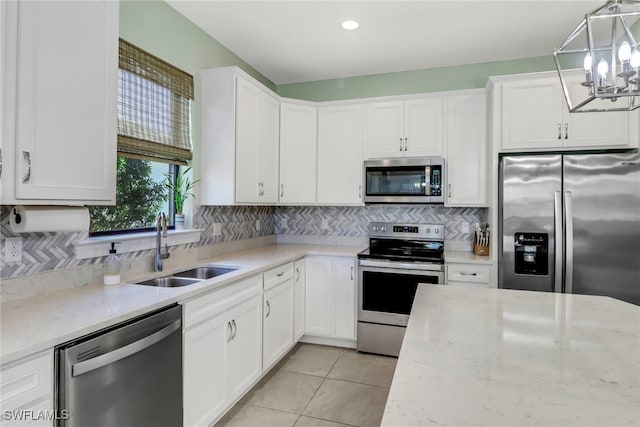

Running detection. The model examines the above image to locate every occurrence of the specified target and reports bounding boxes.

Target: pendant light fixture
[554,0,640,112]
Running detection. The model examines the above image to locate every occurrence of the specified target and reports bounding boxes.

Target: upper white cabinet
[279,100,317,204]
[317,104,364,205]
[445,91,488,207]
[1,0,117,205]
[490,71,637,151]
[200,67,280,205]
[364,97,444,159]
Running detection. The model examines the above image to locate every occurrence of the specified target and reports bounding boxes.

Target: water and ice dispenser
[514,233,548,275]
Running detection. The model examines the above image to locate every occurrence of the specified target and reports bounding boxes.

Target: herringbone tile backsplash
[275,205,485,240]
[0,204,485,279]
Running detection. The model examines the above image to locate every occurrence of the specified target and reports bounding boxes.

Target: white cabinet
[293,259,306,341]
[305,256,356,340]
[446,263,492,288]
[492,71,637,152]
[445,91,488,207]
[0,350,53,427]
[279,100,317,204]
[317,104,364,205]
[183,275,262,427]
[200,67,280,205]
[1,0,117,205]
[262,263,294,370]
[364,97,444,159]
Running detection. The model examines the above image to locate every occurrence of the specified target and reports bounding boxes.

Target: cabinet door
[501,76,564,150]
[563,75,630,148]
[364,101,404,159]
[183,315,228,427]
[14,0,117,202]
[293,259,306,341]
[263,280,294,369]
[317,104,364,205]
[334,258,356,339]
[279,102,317,204]
[404,98,444,157]
[257,92,280,203]
[446,92,488,207]
[305,257,335,336]
[226,295,263,403]
[235,76,261,202]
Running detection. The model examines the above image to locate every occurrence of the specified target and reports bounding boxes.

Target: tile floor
[215,343,397,427]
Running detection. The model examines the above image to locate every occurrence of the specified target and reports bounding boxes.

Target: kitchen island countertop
[0,244,362,365]
[382,284,640,426]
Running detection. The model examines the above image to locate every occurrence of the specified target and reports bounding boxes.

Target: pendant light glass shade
[554,0,640,112]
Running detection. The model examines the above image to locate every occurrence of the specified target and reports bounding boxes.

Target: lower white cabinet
[262,274,294,370]
[183,275,262,427]
[305,256,356,340]
[0,350,53,427]
[293,259,306,341]
[446,263,492,288]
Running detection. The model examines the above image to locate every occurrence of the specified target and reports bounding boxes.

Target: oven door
[358,260,444,327]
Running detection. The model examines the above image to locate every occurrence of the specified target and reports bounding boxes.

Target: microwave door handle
[424,166,431,196]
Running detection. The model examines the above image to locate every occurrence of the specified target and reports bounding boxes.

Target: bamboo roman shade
[117,39,194,165]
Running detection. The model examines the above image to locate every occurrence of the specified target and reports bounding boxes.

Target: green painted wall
[119,0,275,186]
[276,56,557,101]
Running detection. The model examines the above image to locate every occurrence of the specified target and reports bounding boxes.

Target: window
[89,39,194,235]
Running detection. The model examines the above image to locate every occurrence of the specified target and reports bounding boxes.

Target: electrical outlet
[280,218,288,229]
[4,237,23,262]
[462,222,470,233]
[213,223,222,236]
[321,219,329,230]
[255,219,261,231]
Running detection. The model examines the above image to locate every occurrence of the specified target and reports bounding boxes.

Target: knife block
[473,237,490,256]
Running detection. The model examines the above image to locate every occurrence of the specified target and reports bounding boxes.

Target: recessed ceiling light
[341,19,360,31]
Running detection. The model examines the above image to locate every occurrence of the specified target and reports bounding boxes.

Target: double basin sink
[135,265,238,287]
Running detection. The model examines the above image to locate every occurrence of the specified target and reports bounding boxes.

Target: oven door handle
[358,258,443,271]
[71,319,181,377]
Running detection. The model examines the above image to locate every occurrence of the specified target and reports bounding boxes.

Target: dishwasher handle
[71,319,181,377]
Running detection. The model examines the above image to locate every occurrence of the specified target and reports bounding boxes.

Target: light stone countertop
[382,284,640,426]
[444,250,493,265]
[0,244,363,366]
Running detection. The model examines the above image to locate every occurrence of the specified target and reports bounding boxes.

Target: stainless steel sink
[135,276,202,288]
[173,266,238,280]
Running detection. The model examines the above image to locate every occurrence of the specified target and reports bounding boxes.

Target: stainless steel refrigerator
[499,152,640,306]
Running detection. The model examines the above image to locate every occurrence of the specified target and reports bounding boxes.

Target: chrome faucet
[155,212,170,271]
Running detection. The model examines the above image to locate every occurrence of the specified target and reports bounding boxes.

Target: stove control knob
[435,229,440,234]
[381,226,387,232]
[373,226,378,232]
[426,227,431,233]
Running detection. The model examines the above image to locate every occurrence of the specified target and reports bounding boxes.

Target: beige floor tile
[294,415,353,427]
[215,405,299,427]
[280,343,344,377]
[243,370,324,414]
[328,351,397,387]
[303,379,389,427]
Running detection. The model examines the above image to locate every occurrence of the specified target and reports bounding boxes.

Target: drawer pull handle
[295,268,300,281]
[276,272,285,277]
[266,300,271,318]
[460,272,478,276]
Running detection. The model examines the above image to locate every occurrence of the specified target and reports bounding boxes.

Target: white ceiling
[166,0,604,85]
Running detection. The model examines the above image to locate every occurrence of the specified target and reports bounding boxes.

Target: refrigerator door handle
[564,191,574,294]
[554,191,564,293]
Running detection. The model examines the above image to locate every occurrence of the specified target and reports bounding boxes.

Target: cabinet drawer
[446,264,491,284]
[0,350,53,412]
[183,274,262,329]
[263,263,294,291]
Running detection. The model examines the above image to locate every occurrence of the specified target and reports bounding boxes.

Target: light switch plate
[213,223,222,236]
[321,219,329,230]
[462,222,470,233]
[255,220,261,231]
[4,237,23,262]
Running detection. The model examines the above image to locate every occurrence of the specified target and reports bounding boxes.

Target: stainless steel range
[357,222,445,357]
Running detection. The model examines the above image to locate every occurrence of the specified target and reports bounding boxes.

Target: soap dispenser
[104,242,122,286]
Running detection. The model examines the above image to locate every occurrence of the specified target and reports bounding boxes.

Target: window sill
[73,229,204,260]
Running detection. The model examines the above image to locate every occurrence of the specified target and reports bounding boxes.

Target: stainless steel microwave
[363,157,445,204]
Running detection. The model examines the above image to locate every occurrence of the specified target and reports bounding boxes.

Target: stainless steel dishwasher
[56,304,182,427]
